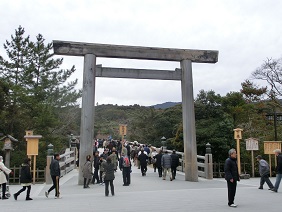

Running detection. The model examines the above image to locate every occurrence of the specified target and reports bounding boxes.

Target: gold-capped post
[233,128,243,175]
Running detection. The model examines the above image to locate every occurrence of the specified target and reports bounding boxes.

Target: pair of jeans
[104,180,114,196]
[1,183,6,198]
[260,174,274,189]
[15,185,31,198]
[140,165,147,175]
[157,167,163,177]
[171,166,177,179]
[163,168,172,180]
[122,167,131,185]
[48,175,60,197]
[227,180,237,205]
[274,173,282,191]
[92,168,100,184]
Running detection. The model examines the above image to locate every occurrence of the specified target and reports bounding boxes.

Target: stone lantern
[0,134,18,168]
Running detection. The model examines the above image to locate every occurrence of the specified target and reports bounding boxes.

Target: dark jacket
[161,153,172,168]
[93,156,100,170]
[20,163,32,184]
[170,153,180,167]
[276,154,282,174]
[224,157,240,182]
[50,158,61,176]
[154,153,163,168]
[102,161,115,181]
[138,152,148,166]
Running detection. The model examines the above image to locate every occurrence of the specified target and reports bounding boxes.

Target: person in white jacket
[0,156,12,200]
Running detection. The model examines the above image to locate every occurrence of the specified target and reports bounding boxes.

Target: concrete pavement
[1,164,281,212]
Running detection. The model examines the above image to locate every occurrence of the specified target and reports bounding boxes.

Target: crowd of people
[2,139,282,208]
[81,139,181,196]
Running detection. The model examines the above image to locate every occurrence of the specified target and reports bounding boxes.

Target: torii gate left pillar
[53,40,218,184]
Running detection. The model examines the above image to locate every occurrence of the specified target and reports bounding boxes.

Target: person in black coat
[224,148,240,208]
[102,157,115,196]
[45,153,61,198]
[138,149,148,176]
[13,158,33,201]
[92,151,100,184]
[170,150,180,180]
[154,150,163,177]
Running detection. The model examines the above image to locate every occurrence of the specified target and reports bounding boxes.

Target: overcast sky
[1,0,282,106]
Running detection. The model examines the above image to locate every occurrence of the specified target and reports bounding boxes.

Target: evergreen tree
[0,26,81,159]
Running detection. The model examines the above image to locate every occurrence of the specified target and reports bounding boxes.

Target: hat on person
[256,155,262,159]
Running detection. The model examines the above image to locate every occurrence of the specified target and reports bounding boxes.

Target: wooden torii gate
[53,41,218,184]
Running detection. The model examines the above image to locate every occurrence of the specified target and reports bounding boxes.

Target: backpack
[123,157,130,167]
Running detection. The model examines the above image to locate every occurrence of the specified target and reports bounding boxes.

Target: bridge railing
[131,142,213,179]
[168,148,213,180]
[45,147,77,184]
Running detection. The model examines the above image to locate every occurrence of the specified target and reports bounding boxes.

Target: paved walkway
[1,164,281,212]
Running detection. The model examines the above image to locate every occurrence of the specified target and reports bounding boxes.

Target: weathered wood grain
[53,40,218,63]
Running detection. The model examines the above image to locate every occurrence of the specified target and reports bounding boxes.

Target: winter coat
[161,153,172,168]
[82,160,92,180]
[102,161,115,181]
[154,153,163,168]
[224,157,240,182]
[138,152,148,166]
[20,163,32,184]
[170,153,180,167]
[50,158,61,177]
[109,152,118,170]
[276,154,282,174]
[93,156,100,170]
[99,159,106,172]
[0,161,11,184]
[258,159,270,176]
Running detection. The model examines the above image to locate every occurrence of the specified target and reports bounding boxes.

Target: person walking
[161,150,172,181]
[0,156,12,200]
[154,150,163,177]
[99,156,106,185]
[256,155,274,190]
[102,157,115,196]
[119,153,131,186]
[224,148,240,208]
[138,149,148,176]
[151,148,157,172]
[92,151,100,184]
[82,155,92,188]
[271,149,282,192]
[13,158,33,200]
[170,150,179,180]
[45,153,61,199]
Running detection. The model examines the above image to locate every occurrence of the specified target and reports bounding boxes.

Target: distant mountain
[151,102,181,109]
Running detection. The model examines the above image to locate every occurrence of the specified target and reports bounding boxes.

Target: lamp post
[70,134,77,148]
[233,128,243,175]
[161,136,166,150]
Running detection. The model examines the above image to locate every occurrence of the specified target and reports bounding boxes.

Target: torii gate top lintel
[53,40,218,63]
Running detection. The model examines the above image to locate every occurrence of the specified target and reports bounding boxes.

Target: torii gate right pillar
[181,59,198,181]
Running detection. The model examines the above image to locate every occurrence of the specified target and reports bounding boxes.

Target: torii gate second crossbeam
[53,40,218,184]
